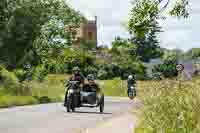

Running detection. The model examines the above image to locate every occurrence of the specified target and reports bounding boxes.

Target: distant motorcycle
[127,84,136,100]
[65,81,104,113]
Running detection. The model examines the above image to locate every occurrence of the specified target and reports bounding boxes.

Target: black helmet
[87,74,95,81]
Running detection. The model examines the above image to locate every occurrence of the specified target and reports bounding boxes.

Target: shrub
[153,63,177,78]
[14,69,27,82]
[32,65,48,82]
[97,69,108,80]
[0,65,20,95]
[84,66,98,77]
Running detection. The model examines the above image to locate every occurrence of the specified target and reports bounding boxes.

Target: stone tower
[75,16,97,48]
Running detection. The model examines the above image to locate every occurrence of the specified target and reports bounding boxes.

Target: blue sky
[69,0,199,51]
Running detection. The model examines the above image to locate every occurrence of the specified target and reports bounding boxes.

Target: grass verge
[0,74,66,108]
[135,79,200,133]
[0,75,127,108]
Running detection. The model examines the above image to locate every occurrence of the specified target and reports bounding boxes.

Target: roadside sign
[176,64,184,72]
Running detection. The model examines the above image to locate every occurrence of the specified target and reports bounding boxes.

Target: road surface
[0,97,138,133]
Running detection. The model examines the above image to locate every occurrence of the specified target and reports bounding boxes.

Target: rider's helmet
[128,75,133,80]
[87,74,95,81]
[87,74,95,84]
[72,67,80,74]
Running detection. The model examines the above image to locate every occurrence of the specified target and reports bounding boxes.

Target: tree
[0,0,84,69]
[112,37,131,48]
[128,0,189,62]
[128,0,163,62]
[111,37,137,60]
[169,0,189,18]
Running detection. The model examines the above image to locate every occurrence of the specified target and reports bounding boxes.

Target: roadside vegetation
[135,77,200,133]
[1,0,199,132]
[0,66,66,108]
[0,66,127,108]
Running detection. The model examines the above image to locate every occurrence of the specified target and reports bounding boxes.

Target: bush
[32,65,48,82]
[84,66,98,77]
[14,69,27,82]
[153,63,177,78]
[0,65,20,95]
[97,69,108,80]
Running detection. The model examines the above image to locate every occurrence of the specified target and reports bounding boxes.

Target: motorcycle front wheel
[128,90,134,100]
[66,96,75,112]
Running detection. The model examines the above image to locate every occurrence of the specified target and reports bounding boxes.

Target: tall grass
[135,78,200,133]
[0,74,66,108]
[0,95,38,108]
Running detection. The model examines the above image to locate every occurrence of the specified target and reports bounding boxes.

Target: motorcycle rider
[127,74,136,97]
[69,67,85,85]
[64,67,84,107]
[86,74,101,93]
[81,74,101,103]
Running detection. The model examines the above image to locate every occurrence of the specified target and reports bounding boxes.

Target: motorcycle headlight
[130,86,134,89]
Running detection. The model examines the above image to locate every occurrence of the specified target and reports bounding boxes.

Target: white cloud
[69,0,200,51]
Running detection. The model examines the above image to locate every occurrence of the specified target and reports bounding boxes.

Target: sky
[69,0,199,51]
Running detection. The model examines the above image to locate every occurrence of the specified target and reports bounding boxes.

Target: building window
[88,32,93,40]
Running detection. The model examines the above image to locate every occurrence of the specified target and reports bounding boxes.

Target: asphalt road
[0,97,137,133]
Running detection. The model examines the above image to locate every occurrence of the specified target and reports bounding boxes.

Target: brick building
[65,16,98,48]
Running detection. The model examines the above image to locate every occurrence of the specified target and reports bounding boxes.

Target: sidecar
[66,83,104,113]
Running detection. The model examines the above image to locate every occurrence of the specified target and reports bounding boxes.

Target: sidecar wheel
[99,95,104,113]
[71,105,75,112]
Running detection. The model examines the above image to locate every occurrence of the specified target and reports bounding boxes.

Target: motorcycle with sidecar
[65,81,104,113]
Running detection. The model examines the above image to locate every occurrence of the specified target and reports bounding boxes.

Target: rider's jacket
[127,78,136,87]
[69,73,85,84]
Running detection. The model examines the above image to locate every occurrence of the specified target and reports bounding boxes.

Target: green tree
[128,0,189,62]
[111,45,145,79]
[128,0,163,62]
[111,37,137,60]
[0,0,84,69]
